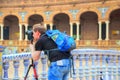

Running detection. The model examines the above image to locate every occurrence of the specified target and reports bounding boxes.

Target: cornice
[0,0,117,8]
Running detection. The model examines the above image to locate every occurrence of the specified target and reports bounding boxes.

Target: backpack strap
[69,55,75,77]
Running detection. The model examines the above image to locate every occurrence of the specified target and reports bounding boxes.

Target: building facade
[0,0,120,52]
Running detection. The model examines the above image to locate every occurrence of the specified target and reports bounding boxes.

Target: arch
[80,11,98,40]
[53,13,70,20]
[2,12,20,24]
[80,11,98,19]
[109,8,120,20]
[106,6,120,19]
[52,13,70,35]
[3,15,19,40]
[109,8,120,40]
[28,14,44,26]
[50,11,72,22]
[76,8,100,21]
[24,11,45,24]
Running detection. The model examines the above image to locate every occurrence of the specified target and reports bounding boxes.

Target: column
[98,21,102,40]
[44,23,47,29]
[24,24,28,40]
[105,21,109,40]
[19,24,22,40]
[0,24,3,40]
[76,22,80,40]
[70,23,73,37]
[50,23,53,30]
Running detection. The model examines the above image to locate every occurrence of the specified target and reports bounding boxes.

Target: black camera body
[25,30,33,40]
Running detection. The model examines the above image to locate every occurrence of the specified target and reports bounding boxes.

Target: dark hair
[33,23,46,34]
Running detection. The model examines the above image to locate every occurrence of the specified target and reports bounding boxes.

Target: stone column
[50,23,53,30]
[0,24,3,40]
[19,24,22,40]
[105,21,109,40]
[24,24,28,40]
[98,21,102,40]
[76,22,80,40]
[70,23,73,37]
[44,23,47,29]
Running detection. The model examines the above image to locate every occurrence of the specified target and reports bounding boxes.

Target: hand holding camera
[25,30,33,44]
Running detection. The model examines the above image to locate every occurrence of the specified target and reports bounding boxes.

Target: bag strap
[69,56,75,77]
[44,49,60,66]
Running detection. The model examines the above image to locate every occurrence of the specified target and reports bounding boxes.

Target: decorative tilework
[98,7,108,18]
[69,9,79,19]
[19,12,27,21]
[44,11,52,20]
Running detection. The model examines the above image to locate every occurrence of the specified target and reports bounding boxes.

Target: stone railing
[1,48,120,80]
[2,51,48,80]
[71,49,120,80]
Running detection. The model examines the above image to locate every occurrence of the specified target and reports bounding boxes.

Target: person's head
[32,23,46,41]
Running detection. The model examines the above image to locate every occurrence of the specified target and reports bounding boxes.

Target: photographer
[29,23,71,80]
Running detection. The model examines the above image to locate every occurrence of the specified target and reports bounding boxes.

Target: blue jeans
[48,59,70,80]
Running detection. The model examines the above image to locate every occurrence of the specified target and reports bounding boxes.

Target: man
[30,23,71,80]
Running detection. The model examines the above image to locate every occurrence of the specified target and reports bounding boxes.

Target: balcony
[76,40,120,50]
[0,40,29,52]
[1,40,120,52]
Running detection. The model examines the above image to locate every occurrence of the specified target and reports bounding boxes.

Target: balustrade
[1,48,120,80]
[71,49,120,80]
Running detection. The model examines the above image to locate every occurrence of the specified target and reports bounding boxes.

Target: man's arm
[32,51,41,61]
[30,44,41,61]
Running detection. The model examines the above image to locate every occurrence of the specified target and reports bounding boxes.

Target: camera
[25,30,33,40]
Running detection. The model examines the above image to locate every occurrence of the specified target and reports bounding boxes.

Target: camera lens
[25,30,33,40]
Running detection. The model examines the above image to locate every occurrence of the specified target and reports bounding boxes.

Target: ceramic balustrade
[71,49,120,80]
[1,49,120,80]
